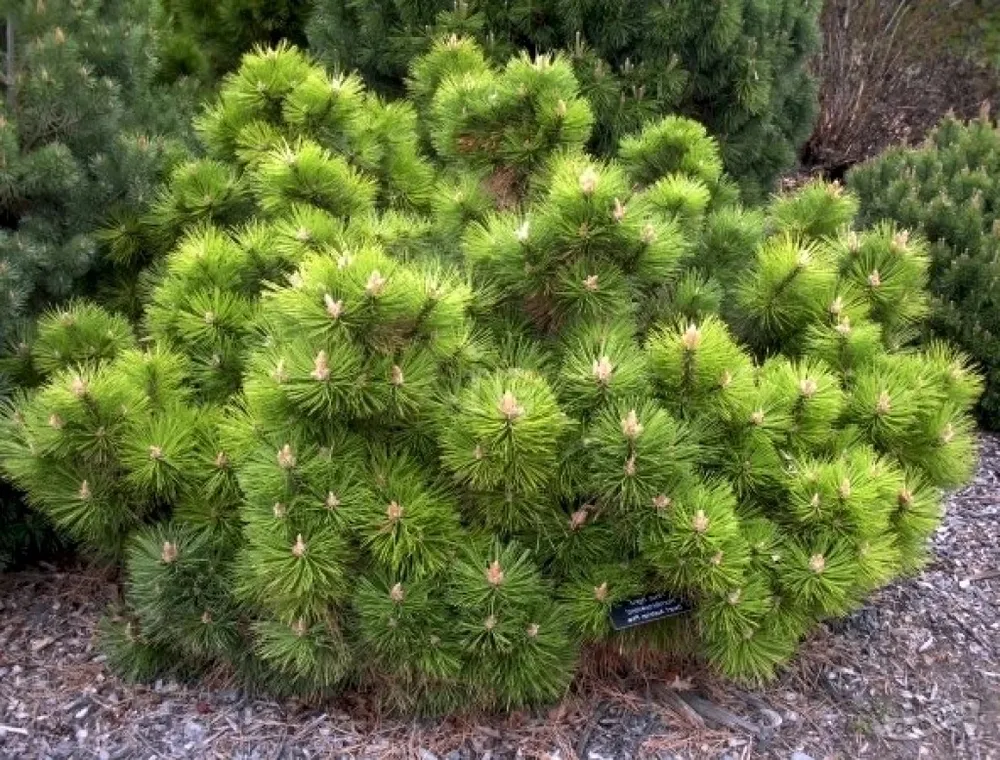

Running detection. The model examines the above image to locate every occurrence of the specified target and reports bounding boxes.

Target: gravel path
[1,436,998,760]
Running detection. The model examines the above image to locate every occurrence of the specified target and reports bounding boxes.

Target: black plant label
[609,592,691,631]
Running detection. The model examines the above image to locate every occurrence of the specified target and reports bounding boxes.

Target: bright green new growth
[849,114,1000,429]
[0,42,981,710]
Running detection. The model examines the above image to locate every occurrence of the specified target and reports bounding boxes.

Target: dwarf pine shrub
[849,114,1000,428]
[0,41,981,711]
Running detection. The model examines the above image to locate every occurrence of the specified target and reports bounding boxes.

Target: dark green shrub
[307,0,822,199]
[156,0,312,84]
[0,0,194,345]
[849,115,1000,428]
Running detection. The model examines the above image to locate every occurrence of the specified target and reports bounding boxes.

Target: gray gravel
[1,435,998,759]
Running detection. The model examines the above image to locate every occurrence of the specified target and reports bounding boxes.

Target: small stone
[184,720,205,743]
[31,636,55,653]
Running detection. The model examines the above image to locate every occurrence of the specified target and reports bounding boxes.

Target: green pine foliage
[0,0,197,568]
[849,114,1000,428]
[0,0,194,346]
[155,0,312,85]
[306,0,822,199]
[0,42,981,708]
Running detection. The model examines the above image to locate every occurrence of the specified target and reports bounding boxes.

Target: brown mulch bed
[1,436,998,760]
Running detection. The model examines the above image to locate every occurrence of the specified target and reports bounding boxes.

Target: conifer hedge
[307,0,822,200]
[0,0,194,351]
[849,114,1000,429]
[0,42,980,710]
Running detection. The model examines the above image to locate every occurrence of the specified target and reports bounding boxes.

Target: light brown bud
[681,323,701,350]
[526,623,540,637]
[613,197,626,222]
[582,274,600,291]
[486,560,505,587]
[277,443,296,469]
[386,500,404,522]
[875,391,892,415]
[484,615,497,631]
[498,391,524,420]
[324,293,344,319]
[579,167,599,195]
[624,454,637,477]
[800,377,818,398]
[273,502,287,519]
[868,269,882,288]
[291,534,307,558]
[652,494,672,511]
[692,509,710,533]
[161,541,178,564]
[592,355,614,385]
[201,610,212,624]
[389,583,405,603]
[70,375,88,398]
[78,480,91,500]
[593,582,609,602]
[325,492,340,510]
[365,270,387,296]
[49,413,64,430]
[621,409,643,439]
[311,350,330,382]
[838,478,852,499]
[569,509,588,530]
[809,553,826,573]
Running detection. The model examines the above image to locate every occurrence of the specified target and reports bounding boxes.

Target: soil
[1,436,998,760]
